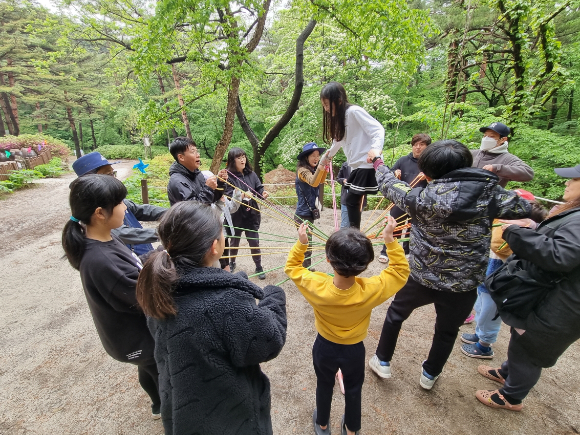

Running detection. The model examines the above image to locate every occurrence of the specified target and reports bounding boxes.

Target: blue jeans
[340,204,350,228]
[474,257,505,344]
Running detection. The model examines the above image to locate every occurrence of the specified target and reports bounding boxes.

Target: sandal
[477,365,505,384]
[378,254,388,264]
[475,389,523,411]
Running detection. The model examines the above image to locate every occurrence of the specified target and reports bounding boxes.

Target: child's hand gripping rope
[382,215,397,244]
[298,222,310,245]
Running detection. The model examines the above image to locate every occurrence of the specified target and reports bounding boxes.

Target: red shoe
[464,312,475,324]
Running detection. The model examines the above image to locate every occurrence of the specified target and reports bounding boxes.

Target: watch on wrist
[372,155,382,163]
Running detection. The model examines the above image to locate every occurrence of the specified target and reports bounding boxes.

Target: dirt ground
[0,160,579,435]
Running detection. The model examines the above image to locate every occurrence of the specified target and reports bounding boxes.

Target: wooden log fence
[0,150,53,181]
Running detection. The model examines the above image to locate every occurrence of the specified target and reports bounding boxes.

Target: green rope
[247,251,327,278]
[275,256,327,286]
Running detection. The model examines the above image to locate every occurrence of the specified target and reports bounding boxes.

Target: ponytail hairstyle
[136,201,223,319]
[320,82,351,144]
[62,174,127,270]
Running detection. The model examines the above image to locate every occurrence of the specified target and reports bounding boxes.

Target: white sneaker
[419,367,440,390]
[369,355,391,379]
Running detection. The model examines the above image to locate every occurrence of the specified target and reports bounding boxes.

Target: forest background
[2,0,580,201]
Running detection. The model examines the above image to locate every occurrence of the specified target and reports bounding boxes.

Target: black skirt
[344,168,378,194]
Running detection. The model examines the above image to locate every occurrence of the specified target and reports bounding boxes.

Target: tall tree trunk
[65,92,81,158]
[567,89,574,128]
[36,102,43,133]
[79,120,84,147]
[6,59,19,133]
[171,64,192,140]
[156,72,178,140]
[0,72,17,135]
[89,119,97,150]
[547,95,558,129]
[236,19,316,178]
[210,76,240,173]
[0,110,5,136]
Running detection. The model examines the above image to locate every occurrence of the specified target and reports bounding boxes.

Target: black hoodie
[167,162,224,205]
[148,268,287,435]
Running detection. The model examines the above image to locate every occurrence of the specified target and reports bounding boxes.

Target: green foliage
[93,145,170,160]
[0,169,41,192]
[0,134,71,159]
[34,158,65,177]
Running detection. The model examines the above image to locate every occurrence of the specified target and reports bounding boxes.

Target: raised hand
[298,222,309,245]
[205,175,218,190]
[382,215,397,244]
[217,169,228,181]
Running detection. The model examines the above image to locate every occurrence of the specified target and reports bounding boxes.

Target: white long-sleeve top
[327,105,385,169]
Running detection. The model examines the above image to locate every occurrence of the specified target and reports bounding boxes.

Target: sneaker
[255,266,266,280]
[368,355,391,379]
[475,389,523,411]
[312,409,331,435]
[151,403,161,420]
[461,342,494,359]
[378,254,388,264]
[464,312,475,324]
[460,332,479,344]
[230,262,236,273]
[419,366,440,390]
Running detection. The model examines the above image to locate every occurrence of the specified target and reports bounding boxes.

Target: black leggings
[137,361,161,410]
[228,227,262,267]
[344,191,365,229]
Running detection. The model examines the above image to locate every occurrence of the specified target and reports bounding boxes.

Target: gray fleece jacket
[471,148,534,187]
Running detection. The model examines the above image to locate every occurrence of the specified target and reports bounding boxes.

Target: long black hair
[136,202,223,319]
[226,147,253,174]
[320,82,351,144]
[62,174,127,270]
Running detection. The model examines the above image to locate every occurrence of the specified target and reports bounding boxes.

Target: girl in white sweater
[320,82,385,228]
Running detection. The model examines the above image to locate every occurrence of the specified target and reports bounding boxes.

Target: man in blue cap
[471,122,534,188]
[72,152,167,255]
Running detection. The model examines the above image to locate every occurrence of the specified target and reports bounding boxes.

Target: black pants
[380,205,409,255]
[294,214,314,267]
[344,191,366,229]
[497,328,543,402]
[137,361,161,411]
[376,277,477,376]
[313,335,365,432]
[228,227,261,267]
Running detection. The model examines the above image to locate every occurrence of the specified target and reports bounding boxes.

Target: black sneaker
[230,262,236,273]
[255,266,266,280]
[151,403,161,420]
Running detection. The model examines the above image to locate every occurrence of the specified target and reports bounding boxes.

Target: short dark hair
[226,147,253,174]
[418,140,473,179]
[169,137,197,161]
[411,133,432,146]
[325,228,374,278]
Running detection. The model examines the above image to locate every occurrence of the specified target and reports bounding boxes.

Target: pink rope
[329,164,339,231]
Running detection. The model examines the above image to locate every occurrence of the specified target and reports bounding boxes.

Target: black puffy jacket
[375,165,531,292]
[148,267,287,435]
[502,207,580,367]
[167,162,223,205]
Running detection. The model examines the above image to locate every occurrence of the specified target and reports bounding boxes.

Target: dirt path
[0,163,578,434]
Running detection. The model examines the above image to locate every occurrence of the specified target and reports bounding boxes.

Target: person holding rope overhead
[319,82,384,229]
[295,142,328,270]
[224,147,270,279]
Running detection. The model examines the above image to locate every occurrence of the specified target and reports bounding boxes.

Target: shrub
[94,145,170,160]
[0,169,41,191]
[0,134,71,159]
[34,158,65,178]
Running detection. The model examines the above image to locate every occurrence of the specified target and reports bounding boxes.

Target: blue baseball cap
[297,142,326,160]
[479,122,511,138]
[72,152,111,176]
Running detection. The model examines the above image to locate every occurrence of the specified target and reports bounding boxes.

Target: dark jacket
[111,199,166,255]
[224,170,264,230]
[392,153,429,189]
[148,268,287,435]
[375,165,531,292]
[471,149,534,187]
[79,237,154,364]
[167,162,224,206]
[502,207,580,367]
